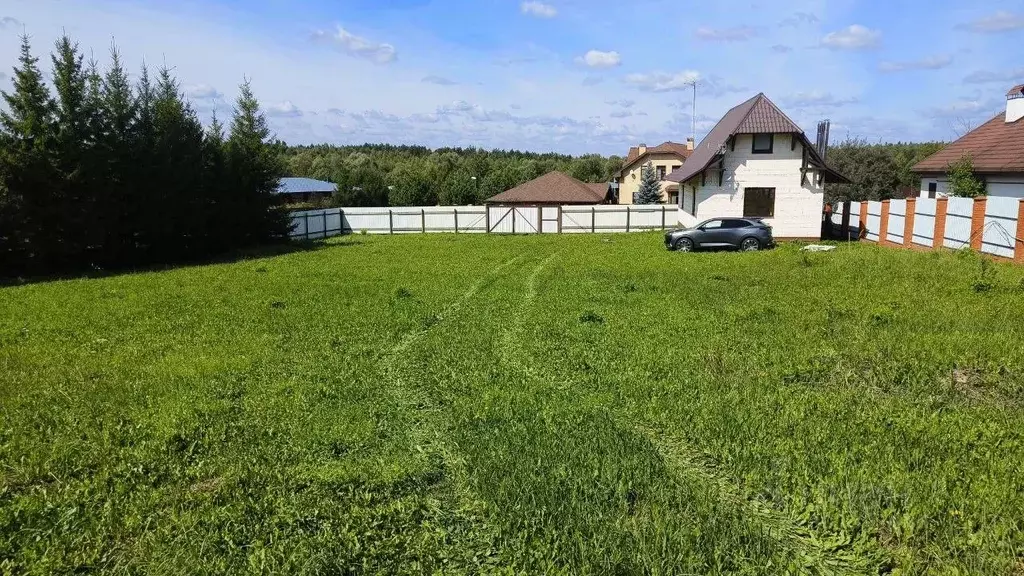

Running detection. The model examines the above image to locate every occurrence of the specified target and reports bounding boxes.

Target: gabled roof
[1007,84,1024,98]
[913,112,1024,174]
[276,177,338,194]
[666,93,848,184]
[622,141,692,172]
[486,171,606,204]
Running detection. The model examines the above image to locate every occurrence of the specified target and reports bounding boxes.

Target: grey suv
[664,218,774,252]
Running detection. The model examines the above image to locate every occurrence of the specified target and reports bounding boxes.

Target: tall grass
[2,234,1023,574]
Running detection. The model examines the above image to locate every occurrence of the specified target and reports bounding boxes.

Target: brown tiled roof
[622,141,692,170]
[913,113,1024,174]
[667,93,848,184]
[586,183,609,199]
[1007,84,1024,97]
[486,171,605,204]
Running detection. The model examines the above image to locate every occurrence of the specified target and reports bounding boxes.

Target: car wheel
[675,238,694,252]
[740,237,761,252]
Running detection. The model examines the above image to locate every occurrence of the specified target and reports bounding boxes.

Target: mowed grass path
[2,234,1024,574]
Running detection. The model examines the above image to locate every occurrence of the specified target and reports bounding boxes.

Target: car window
[724,219,750,229]
[700,219,723,230]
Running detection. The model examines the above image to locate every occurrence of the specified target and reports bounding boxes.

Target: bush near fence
[827,197,1024,263]
[289,204,678,238]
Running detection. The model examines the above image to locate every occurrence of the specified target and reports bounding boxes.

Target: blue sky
[1,0,1022,155]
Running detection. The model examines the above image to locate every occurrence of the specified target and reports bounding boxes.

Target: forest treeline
[0,35,286,278]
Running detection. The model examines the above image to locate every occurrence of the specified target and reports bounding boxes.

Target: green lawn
[2,234,1024,574]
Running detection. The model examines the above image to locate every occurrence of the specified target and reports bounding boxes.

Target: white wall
[920,173,1024,199]
[679,133,824,238]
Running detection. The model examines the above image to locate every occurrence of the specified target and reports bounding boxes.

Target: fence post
[626,205,631,232]
[557,206,563,234]
[934,197,948,249]
[304,211,310,240]
[323,210,328,239]
[485,206,491,233]
[904,198,916,248]
[970,197,987,251]
[388,209,394,234]
[880,200,891,245]
[339,209,345,235]
[591,206,596,233]
[661,205,667,230]
[841,201,851,240]
[1015,199,1024,264]
[421,209,426,233]
[454,208,459,234]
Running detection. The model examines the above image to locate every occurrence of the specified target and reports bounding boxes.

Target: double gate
[487,206,560,234]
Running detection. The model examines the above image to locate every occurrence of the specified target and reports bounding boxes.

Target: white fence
[982,197,1019,258]
[887,199,906,245]
[912,198,936,247]
[865,201,882,242]
[944,198,974,249]
[289,204,679,238]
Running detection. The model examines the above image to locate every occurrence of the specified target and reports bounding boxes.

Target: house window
[669,190,679,205]
[752,133,774,154]
[657,166,666,180]
[743,187,775,217]
[927,182,937,199]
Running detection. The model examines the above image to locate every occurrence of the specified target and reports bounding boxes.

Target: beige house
[617,141,693,204]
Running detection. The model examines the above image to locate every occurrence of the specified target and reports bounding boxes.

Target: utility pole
[685,79,697,144]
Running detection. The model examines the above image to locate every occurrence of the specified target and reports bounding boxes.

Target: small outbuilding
[275,177,338,203]
[486,171,611,205]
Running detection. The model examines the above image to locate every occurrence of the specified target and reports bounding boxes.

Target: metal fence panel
[887,200,906,244]
[866,201,882,242]
[913,198,936,247]
[982,197,1019,258]
[944,198,973,249]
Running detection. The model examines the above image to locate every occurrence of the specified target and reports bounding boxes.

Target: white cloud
[185,84,223,100]
[624,71,700,92]
[266,101,303,118]
[771,44,793,53]
[879,55,953,73]
[310,25,397,64]
[925,98,1003,119]
[695,26,758,42]
[963,68,1024,84]
[956,11,1024,33]
[782,91,859,109]
[520,1,557,18]
[820,25,881,50]
[422,75,457,85]
[575,50,621,68]
[0,16,21,28]
[610,110,632,118]
[606,99,635,108]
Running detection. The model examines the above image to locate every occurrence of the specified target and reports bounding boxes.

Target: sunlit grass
[2,234,1023,574]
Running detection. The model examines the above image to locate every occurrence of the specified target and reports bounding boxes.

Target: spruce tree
[97,45,138,265]
[0,35,57,272]
[634,161,663,204]
[226,79,287,246]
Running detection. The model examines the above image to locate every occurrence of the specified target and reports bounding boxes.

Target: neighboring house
[913,84,1024,199]
[486,171,611,205]
[275,177,338,203]
[665,93,848,239]
[617,141,693,205]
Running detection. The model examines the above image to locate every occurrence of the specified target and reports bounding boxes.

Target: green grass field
[3,233,1024,574]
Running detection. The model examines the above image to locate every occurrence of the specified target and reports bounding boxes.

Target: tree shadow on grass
[0,238,363,287]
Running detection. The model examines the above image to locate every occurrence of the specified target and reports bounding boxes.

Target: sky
[0,0,1022,155]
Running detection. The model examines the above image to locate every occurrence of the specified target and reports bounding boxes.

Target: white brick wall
[678,133,824,238]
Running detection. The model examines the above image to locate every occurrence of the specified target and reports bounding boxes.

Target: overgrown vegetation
[281,143,623,207]
[3,235,1024,574]
[946,154,986,198]
[825,139,946,202]
[0,34,287,278]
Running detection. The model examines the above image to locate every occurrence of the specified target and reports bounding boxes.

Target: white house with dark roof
[666,93,848,239]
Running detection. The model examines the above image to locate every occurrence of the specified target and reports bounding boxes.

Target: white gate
[487,206,541,234]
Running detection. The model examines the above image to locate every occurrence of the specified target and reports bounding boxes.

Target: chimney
[638,143,647,156]
[1007,84,1024,123]
[685,137,695,151]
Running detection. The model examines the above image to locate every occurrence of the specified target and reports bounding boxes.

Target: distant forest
[281,140,948,208]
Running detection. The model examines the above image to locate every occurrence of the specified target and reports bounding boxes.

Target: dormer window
[752,133,774,154]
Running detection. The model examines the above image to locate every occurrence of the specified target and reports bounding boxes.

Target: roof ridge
[732,93,766,136]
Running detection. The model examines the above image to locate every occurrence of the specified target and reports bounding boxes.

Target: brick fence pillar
[1016,199,1024,264]
[934,197,948,250]
[970,196,987,252]
[880,200,891,245]
[860,201,869,240]
[904,198,916,247]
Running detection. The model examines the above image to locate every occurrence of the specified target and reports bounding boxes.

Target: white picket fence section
[289,204,679,238]
[944,198,974,249]
[912,198,937,247]
[982,197,1019,258]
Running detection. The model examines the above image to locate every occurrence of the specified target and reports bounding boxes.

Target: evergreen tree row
[0,34,288,277]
